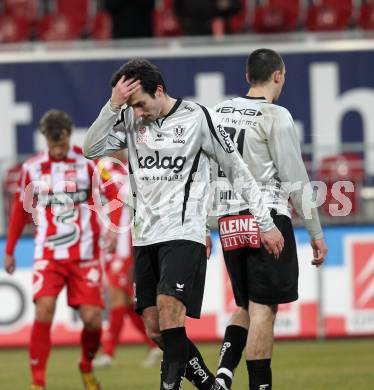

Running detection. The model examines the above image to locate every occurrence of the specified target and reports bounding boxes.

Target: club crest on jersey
[173,125,186,144]
[137,126,148,144]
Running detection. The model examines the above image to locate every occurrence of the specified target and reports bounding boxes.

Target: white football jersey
[84,99,276,246]
[212,96,323,240]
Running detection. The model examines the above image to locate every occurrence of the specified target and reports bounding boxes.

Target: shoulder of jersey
[214,98,235,110]
[180,99,202,113]
[261,102,291,118]
[23,151,46,167]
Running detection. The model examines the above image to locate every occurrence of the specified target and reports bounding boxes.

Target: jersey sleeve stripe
[198,104,227,151]
[182,148,202,224]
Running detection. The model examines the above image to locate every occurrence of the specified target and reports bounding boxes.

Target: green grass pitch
[1,339,374,389]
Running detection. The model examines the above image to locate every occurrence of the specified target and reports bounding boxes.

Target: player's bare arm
[110,76,141,108]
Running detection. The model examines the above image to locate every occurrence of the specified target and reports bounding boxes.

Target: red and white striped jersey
[99,157,132,259]
[6,146,121,261]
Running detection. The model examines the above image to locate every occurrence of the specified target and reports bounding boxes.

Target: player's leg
[30,259,65,389]
[215,241,251,389]
[126,300,162,368]
[101,285,128,360]
[79,304,103,374]
[246,302,277,390]
[215,308,249,390]
[158,294,189,390]
[68,259,104,389]
[245,213,299,390]
[30,296,57,389]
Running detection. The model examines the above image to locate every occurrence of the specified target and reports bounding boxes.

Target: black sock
[160,327,189,390]
[246,359,272,390]
[185,339,215,389]
[216,325,247,389]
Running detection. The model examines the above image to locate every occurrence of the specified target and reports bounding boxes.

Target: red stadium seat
[252,0,300,33]
[306,0,352,31]
[358,3,374,30]
[4,0,39,21]
[90,11,112,40]
[316,154,364,216]
[36,13,82,41]
[228,0,249,33]
[56,0,89,27]
[0,14,32,43]
[153,0,183,37]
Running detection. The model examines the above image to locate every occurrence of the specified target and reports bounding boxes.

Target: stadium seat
[3,0,39,21]
[0,14,32,43]
[316,154,364,216]
[252,0,300,33]
[36,13,82,41]
[56,0,89,27]
[153,0,183,37]
[90,11,112,40]
[358,2,374,30]
[228,0,249,33]
[306,0,352,31]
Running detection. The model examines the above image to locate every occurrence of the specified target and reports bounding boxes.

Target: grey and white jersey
[212,96,323,240]
[83,98,275,246]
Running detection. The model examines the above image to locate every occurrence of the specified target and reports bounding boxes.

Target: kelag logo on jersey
[173,125,186,144]
[136,150,186,173]
[352,242,374,309]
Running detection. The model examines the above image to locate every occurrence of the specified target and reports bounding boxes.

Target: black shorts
[220,210,299,307]
[133,240,207,319]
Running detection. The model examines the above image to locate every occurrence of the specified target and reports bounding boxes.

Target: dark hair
[39,110,73,141]
[246,48,284,85]
[110,58,166,97]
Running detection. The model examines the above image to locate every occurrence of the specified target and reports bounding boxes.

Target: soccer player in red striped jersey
[3,110,121,390]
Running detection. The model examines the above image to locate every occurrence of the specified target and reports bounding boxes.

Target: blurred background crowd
[1,0,374,43]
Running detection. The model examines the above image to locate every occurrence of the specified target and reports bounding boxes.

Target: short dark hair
[39,110,73,141]
[111,58,166,97]
[246,48,284,85]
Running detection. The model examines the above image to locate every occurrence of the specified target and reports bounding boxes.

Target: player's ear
[273,70,282,84]
[245,72,250,84]
[156,84,164,97]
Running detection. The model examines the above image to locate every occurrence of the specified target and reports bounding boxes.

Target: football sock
[160,327,189,390]
[102,305,126,357]
[185,339,215,389]
[79,327,102,373]
[216,325,248,389]
[246,359,272,390]
[29,320,52,387]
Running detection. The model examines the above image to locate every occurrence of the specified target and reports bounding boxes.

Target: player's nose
[134,107,144,118]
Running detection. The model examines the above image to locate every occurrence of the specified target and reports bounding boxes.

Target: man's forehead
[127,89,149,106]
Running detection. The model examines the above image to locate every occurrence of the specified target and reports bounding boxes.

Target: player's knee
[81,308,102,329]
[157,295,184,328]
[35,299,55,322]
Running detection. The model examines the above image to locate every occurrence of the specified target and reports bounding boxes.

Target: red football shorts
[105,254,134,296]
[32,258,104,308]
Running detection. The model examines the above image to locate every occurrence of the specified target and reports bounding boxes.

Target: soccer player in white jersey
[3,110,121,390]
[83,58,284,390]
[211,49,328,390]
